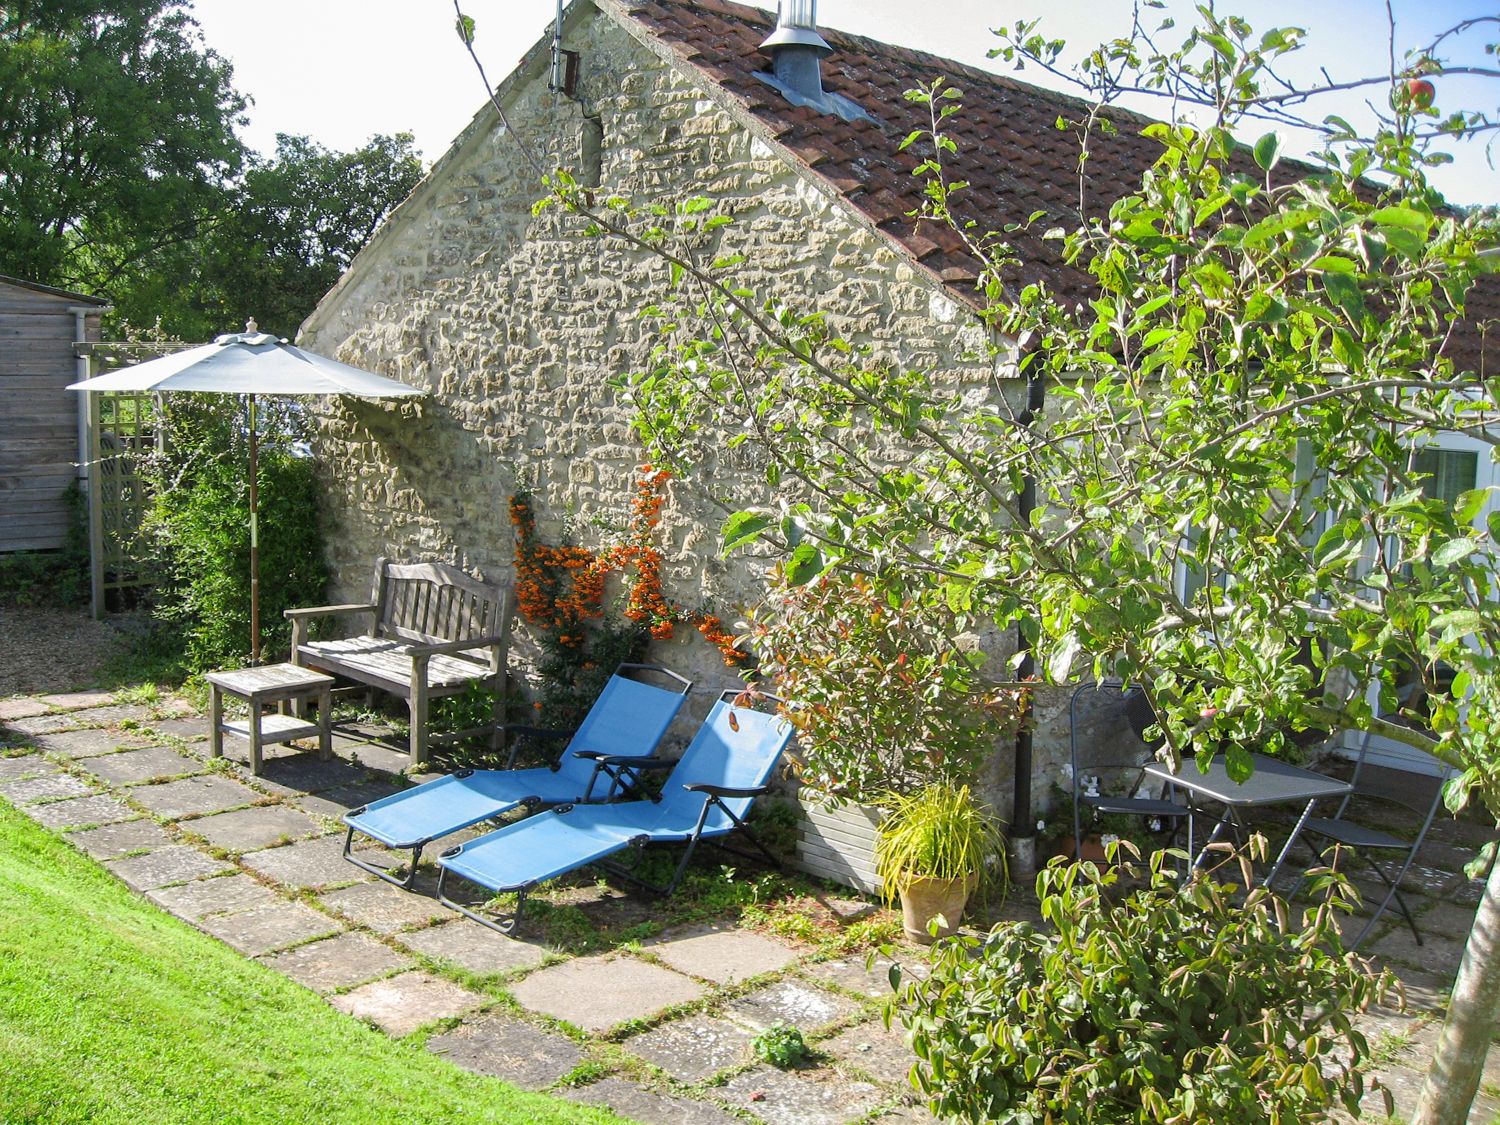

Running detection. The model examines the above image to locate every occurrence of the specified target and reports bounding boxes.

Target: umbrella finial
[245,317,259,334]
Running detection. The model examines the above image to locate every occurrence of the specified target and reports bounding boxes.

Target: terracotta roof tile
[624,0,1499,373]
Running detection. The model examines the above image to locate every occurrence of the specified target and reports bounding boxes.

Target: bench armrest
[406,633,508,658]
[683,783,770,799]
[284,603,376,620]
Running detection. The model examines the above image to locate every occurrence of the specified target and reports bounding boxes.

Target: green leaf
[1433,537,1483,566]
[1252,133,1282,172]
[784,542,826,586]
[1432,608,1483,634]
[1454,488,1489,525]
[1368,205,1430,235]
[720,511,770,555]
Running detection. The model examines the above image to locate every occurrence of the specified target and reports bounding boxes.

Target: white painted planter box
[792,794,885,895]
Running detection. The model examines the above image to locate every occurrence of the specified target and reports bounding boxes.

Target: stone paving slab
[566,1078,744,1125]
[623,1015,755,1083]
[261,931,413,993]
[188,805,325,853]
[147,873,281,920]
[26,793,137,830]
[241,835,370,891]
[69,818,174,860]
[33,729,141,759]
[511,955,708,1034]
[144,716,211,740]
[717,1066,884,1125]
[0,754,59,781]
[646,925,800,985]
[129,775,261,820]
[725,980,862,1033]
[248,755,366,795]
[106,845,234,891]
[0,773,97,804]
[38,691,116,710]
[291,780,405,821]
[427,1012,586,1089]
[79,746,204,787]
[336,740,413,776]
[199,900,342,956]
[801,956,900,1001]
[0,698,49,721]
[2,712,84,735]
[822,1020,915,1087]
[395,920,547,976]
[330,971,484,1037]
[1368,922,1468,979]
[318,879,454,934]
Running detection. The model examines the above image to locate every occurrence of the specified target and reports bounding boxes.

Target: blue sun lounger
[342,664,692,886]
[435,691,794,933]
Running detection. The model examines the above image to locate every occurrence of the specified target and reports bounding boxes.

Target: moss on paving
[0,801,632,1125]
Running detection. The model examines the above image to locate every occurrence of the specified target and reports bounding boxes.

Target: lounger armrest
[574,754,673,770]
[284,603,376,620]
[683,783,771,799]
[406,633,508,657]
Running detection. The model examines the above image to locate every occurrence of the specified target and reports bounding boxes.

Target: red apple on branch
[1406,77,1436,109]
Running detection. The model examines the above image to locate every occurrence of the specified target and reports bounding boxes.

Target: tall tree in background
[0,0,246,291]
[120,132,425,339]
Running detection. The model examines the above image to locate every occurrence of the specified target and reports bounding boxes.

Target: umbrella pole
[249,394,261,666]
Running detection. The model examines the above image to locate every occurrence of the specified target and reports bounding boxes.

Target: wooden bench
[286,557,513,767]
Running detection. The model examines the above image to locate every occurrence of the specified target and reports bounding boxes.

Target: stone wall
[298,5,1125,816]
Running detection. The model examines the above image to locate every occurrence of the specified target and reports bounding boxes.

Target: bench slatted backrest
[370,557,512,666]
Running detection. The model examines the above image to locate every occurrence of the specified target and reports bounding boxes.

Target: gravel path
[0,606,128,696]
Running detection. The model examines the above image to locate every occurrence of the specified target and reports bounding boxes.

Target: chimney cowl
[755,1,878,125]
[760,0,832,57]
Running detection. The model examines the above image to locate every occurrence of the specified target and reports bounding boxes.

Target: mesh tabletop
[1142,753,1351,808]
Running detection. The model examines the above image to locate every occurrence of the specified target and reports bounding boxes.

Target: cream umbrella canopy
[69,321,423,664]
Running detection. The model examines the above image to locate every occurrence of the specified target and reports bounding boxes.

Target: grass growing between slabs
[0,802,631,1125]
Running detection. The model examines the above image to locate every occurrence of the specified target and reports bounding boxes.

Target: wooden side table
[205,662,335,775]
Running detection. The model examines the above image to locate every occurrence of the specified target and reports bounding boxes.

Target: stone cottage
[298,0,1498,827]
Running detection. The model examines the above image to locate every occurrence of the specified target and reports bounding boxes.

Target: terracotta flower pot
[899,873,978,944]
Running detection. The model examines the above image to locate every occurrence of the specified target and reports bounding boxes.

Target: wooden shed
[0,275,110,553]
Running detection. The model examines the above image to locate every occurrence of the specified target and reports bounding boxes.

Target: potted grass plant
[875,782,1004,943]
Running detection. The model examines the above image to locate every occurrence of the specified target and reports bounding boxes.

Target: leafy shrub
[749,570,1023,803]
[140,397,327,671]
[892,845,1391,1124]
[751,1023,810,1069]
[533,615,648,730]
[875,782,1004,905]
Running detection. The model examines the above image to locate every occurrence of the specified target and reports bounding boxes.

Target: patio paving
[510,955,709,1033]
[624,1015,755,1082]
[717,1066,885,1125]
[240,835,371,890]
[78,745,204,786]
[147,873,281,921]
[33,728,145,758]
[330,970,484,1036]
[261,931,413,993]
[129,775,261,819]
[27,792,136,830]
[105,845,235,891]
[0,754,57,781]
[318,878,454,934]
[186,805,325,853]
[199,900,342,956]
[5,695,1498,1125]
[645,924,799,984]
[394,919,547,976]
[566,1078,746,1125]
[69,817,174,860]
[427,1012,586,1089]
[0,698,49,721]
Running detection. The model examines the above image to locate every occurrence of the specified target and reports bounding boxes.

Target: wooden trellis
[85,388,159,616]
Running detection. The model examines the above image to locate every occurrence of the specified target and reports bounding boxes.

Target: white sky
[187,0,1498,205]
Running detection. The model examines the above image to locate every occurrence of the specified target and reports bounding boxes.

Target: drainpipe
[68,307,99,487]
[69,304,109,618]
[1008,361,1047,879]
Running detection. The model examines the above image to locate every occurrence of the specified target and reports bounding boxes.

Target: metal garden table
[1141,753,1352,887]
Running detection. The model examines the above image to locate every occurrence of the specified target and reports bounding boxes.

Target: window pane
[1413,448,1478,508]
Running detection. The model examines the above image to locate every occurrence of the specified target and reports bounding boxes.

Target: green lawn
[0,802,629,1125]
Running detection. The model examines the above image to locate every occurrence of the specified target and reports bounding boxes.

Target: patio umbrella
[69,320,423,664]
